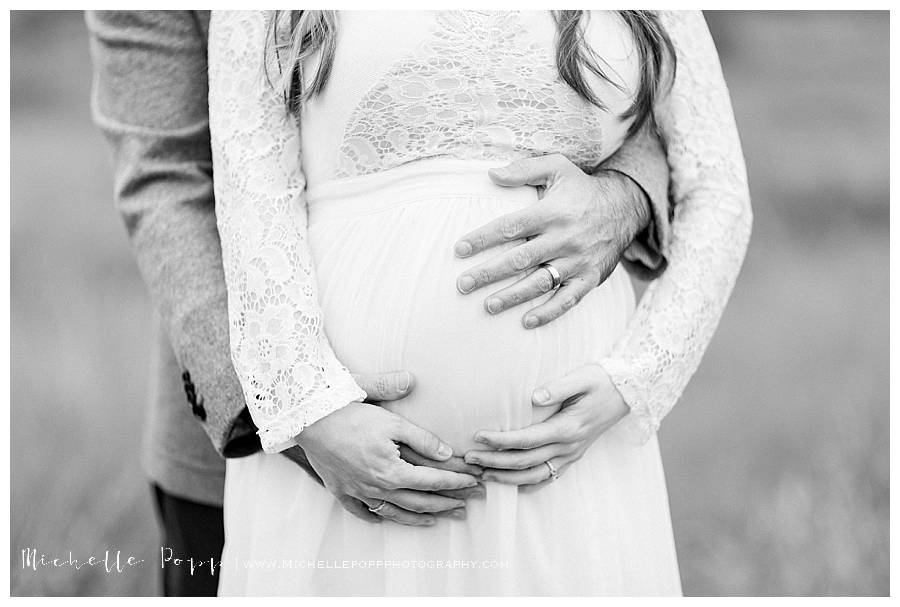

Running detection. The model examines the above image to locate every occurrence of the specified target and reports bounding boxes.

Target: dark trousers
[151,484,224,597]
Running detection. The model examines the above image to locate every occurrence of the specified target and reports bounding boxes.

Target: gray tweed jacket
[85,10,672,507]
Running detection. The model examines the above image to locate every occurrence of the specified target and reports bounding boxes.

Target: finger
[486,154,570,187]
[458,240,554,296]
[471,415,573,451]
[453,205,555,260]
[352,370,415,402]
[436,483,486,501]
[481,462,552,486]
[530,366,596,408]
[392,417,454,461]
[394,463,480,492]
[398,444,484,476]
[338,495,382,523]
[383,489,466,514]
[464,443,570,471]
[522,276,593,329]
[484,257,584,315]
[519,460,574,493]
[361,499,435,527]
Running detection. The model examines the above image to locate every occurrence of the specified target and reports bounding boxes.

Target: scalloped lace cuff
[256,381,367,454]
[598,357,660,446]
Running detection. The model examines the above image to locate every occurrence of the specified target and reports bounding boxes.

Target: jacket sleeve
[599,122,672,281]
[86,10,260,457]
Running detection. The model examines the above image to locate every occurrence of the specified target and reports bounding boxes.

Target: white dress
[208,10,752,596]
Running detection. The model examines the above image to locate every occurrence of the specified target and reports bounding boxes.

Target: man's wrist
[596,168,653,238]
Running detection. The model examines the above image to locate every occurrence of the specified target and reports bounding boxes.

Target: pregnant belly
[307,161,635,453]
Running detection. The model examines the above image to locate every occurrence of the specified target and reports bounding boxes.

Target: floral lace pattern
[599,11,752,442]
[207,10,751,452]
[337,11,611,177]
[209,12,366,453]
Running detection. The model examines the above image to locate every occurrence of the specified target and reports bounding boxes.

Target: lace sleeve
[208,11,365,453]
[598,11,753,442]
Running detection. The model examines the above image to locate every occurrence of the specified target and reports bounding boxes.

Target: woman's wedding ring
[541,263,562,290]
[368,500,388,514]
[545,460,560,481]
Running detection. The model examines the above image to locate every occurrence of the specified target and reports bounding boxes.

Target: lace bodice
[297,10,639,189]
[208,10,752,452]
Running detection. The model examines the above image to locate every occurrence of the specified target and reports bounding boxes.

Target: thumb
[352,371,415,403]
[393,418,454,461]
[488,157,555,188]
[532,366,595,407]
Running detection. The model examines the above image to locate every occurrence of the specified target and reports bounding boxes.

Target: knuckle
[504,289,526,306]
[510,248,533,271]
[474,232,487,253]
[475,268,492,285]
[534,272,554,293]
[498,216,520,240]
[516,437,535,450]
[512,459,530,470]
[373,376,389,399]
[560,294,579,311]
[564,420,585,441]
[373,467,400,491]
[406,501,429,513]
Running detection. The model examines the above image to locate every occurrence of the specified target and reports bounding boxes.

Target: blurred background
[10,10,889,596]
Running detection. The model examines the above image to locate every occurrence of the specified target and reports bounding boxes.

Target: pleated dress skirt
[219,159,682,596]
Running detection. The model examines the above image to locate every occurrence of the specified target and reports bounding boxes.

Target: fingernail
[464,453,481,465]
[486,298,502,314]
[457,275,475,293]
[524,315,539,329]
[473,432,487,444]
[533,388,551,405]
[482,474,495,482]
[448,508,467,520]
[437,443,453,459]
[490,166,510,179]
[454,241,472,257]
[397,372,410,392]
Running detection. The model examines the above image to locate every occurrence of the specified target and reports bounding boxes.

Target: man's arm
[86,10,258,457]
[600,123,672,280]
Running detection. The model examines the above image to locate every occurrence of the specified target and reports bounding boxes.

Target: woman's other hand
[464,364,629,489]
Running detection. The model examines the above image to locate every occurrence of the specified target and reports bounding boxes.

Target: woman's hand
[453,154,651,329]
[297,402,481,526]
[463,364,629,489]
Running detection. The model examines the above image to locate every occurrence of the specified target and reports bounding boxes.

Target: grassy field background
[10,11,889,596]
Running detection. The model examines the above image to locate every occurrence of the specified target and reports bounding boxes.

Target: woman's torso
[299,10,641,189]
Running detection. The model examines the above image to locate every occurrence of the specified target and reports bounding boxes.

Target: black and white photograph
[8,8,892,597]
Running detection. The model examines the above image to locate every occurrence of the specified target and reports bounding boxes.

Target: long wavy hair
[266,11,675,138]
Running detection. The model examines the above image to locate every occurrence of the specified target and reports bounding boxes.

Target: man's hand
[296,402,481,526]
[454,154,651,329]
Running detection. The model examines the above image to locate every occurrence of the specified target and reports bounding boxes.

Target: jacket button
[181,369,205,421]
